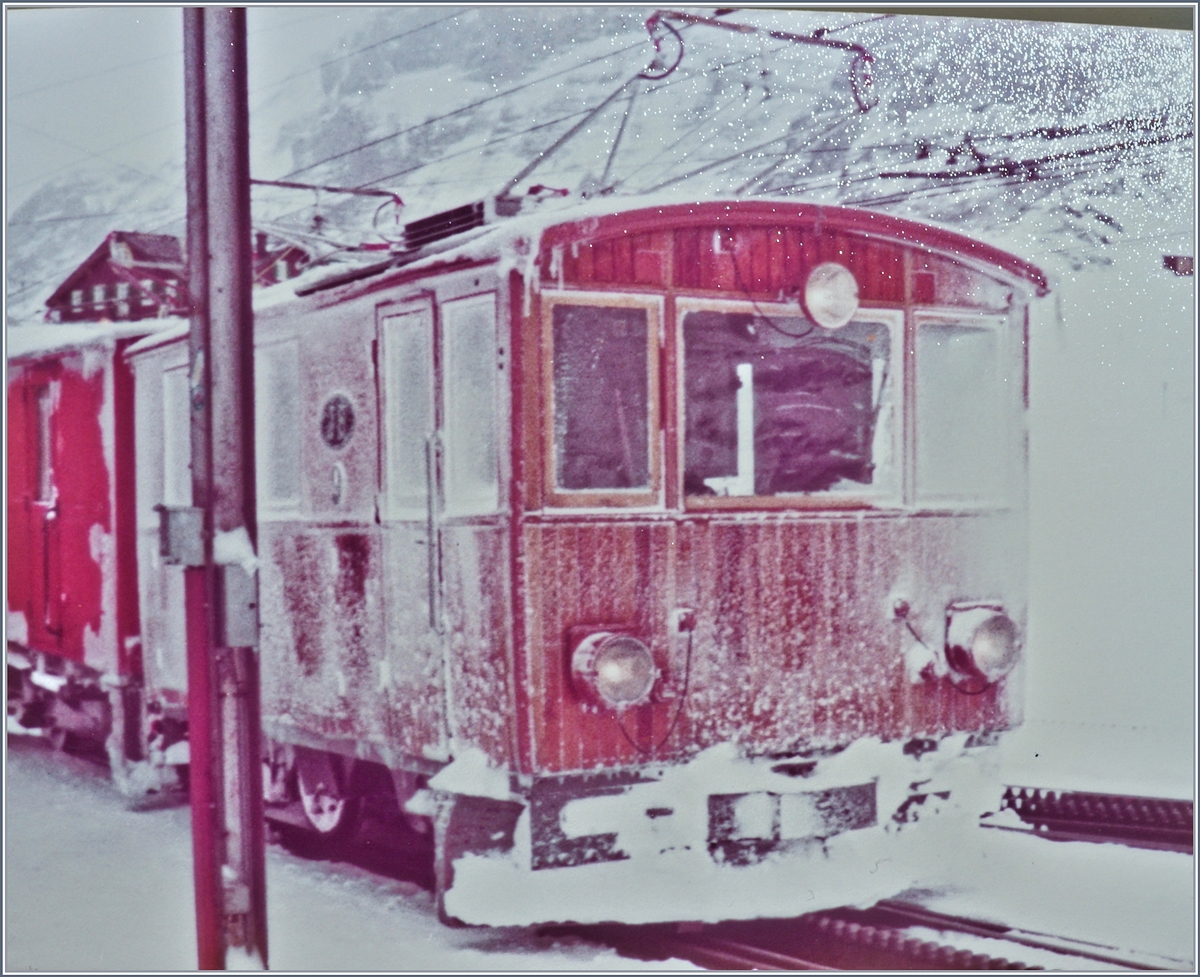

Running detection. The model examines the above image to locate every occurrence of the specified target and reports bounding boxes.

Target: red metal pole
[184,6,267,968]
[184,8,224,969]
[185,566,223,969]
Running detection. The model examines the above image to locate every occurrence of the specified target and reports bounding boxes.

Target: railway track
[989,786,1194,854]
[555,913,1039,970]
[557,898,1191,971]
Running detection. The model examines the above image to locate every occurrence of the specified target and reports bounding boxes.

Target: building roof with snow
[44,231,187,324]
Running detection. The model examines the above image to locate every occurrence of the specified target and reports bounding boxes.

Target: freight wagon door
[34,383,63,645]
[377,300,450,763]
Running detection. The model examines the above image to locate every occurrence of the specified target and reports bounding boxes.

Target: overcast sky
[5,5,383,218]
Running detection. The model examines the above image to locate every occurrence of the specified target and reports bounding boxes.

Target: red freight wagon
[6,323,167,766]
[130,198,1047,925]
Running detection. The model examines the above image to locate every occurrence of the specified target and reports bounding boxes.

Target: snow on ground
[3,737,697,972]
[902,818,1195,968]
[993,717,1194,800]
[7,726,1193,971]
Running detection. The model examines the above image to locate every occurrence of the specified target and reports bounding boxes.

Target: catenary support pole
[183,6,267,969]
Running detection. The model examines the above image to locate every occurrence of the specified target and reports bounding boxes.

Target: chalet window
[915,315,1012,503]
[140,280,155,306]
[92,284,106,305]
[116,282,130,300]
[682,302,900,502]
[442,293,499,515]
[544,293,661,506]
[162,366,192,506]
[255,341,301,509]
[35,387,55,503]
[70,290,83,310]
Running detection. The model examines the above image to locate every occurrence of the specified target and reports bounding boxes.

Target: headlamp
[804,262,859,330]
[572,631,657,710]
[945,604,1020,694]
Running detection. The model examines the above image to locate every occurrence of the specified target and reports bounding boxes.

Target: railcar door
[151,358,193,695]
[33,381,63,644]
[376,298,450,762]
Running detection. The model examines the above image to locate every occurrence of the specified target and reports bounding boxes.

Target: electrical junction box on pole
[216,565,259,650]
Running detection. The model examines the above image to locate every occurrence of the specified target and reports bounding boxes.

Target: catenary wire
[281,34,658,180]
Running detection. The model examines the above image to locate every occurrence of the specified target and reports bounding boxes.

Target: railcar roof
[114,197,1051,354]
[279,195,1050,305]
[540,199,1051,296]
[6,318,186,362]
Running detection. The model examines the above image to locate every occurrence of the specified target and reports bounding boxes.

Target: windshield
[683,309,895,498]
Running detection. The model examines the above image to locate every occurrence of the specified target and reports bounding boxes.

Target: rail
[552,912,1039,970]
[554,895,1192,971]
[993,786,1194,854]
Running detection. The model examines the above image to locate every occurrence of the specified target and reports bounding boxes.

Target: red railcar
[6,324,159,764]
[129,198,1046,925]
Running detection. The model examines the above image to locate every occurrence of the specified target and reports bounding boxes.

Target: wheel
[297,771,360,843]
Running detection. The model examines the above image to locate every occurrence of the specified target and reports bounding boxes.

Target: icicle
[549,244,565,290]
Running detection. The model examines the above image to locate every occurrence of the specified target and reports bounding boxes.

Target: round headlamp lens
[804,262,859,330]
[970,614,1019,681]
[573,632,656,709]
[595,638,655,704]
[945,606,1020,693]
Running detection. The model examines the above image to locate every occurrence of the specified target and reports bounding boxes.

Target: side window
[915,318,1009,503]
[379,306,434,519]
[162,365,192,506]
[546,296,658,501]
[255,341,301,509]
[682,305,899,500]
[442,293,499,515]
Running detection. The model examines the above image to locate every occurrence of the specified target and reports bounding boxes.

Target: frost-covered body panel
[522,511,1024,773]
[252,265,516,772]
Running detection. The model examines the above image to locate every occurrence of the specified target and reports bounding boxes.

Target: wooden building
[44,231,187,324]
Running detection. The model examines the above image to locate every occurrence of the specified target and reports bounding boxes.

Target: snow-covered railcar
[6,325,159,767]
[131,198,1047,925]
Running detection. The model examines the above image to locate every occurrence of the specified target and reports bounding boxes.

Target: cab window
[544,294,660,506]
[682,305,899,502]
[915,317,1011,504]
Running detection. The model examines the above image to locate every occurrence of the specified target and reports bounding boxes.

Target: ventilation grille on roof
[404,202,486,251]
